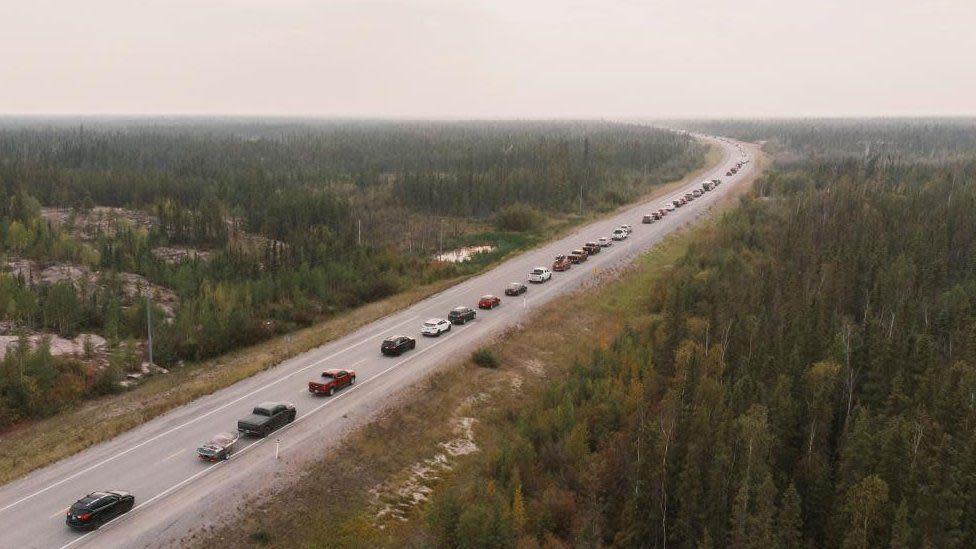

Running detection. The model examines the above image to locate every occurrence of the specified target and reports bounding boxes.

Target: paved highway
[0,134,756,548]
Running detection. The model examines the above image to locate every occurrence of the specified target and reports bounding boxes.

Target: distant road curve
[0,133,757,549]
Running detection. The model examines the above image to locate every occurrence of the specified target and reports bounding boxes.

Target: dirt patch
[151,246,213,264]
[3,259,179,316]
[42,206,156,239]
[0,333,106,361]
[372,415,479,526]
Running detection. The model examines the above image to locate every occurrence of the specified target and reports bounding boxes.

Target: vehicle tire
[350,376,356,385]
[327,387,334,396]
[410,340,417,350]
[446,324,451,332]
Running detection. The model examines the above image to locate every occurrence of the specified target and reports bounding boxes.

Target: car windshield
[423,322,436,327]
[532,269,543,274]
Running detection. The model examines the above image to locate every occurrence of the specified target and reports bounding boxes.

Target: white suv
[612,228,627,241]
[421,318,452,336]
[528,267,552,283]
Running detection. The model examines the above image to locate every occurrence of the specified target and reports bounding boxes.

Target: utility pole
[146,293,153,367]
[357,218,362,246]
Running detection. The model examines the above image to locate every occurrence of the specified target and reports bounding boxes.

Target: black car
[66,490,135,530]
[505,282,527,296]
[447,306,477,325]
[381,335,416,356]
[237,402,297,437]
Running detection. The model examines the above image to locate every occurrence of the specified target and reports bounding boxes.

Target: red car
[309,369,356,396]
[478,295,501,309]
[553,255,572,271]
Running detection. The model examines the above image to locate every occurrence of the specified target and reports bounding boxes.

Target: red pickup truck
[308,369,356,396]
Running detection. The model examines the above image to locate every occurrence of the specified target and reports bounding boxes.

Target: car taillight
[80,513,91,521]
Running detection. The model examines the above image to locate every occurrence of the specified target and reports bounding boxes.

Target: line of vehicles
[64,165,740,532]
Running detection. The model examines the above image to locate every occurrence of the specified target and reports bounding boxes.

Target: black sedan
[66,490,135,530]
[381,335,416,356]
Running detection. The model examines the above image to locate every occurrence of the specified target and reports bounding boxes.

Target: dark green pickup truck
[237,402,296,437]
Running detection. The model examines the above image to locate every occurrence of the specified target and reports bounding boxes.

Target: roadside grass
[0,141,725,489]
[193,143,764,548]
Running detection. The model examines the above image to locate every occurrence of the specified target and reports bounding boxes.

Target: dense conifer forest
[0,119,702,422]
[426,120,976,547]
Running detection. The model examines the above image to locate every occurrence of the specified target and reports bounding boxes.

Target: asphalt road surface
[0,134,756,548]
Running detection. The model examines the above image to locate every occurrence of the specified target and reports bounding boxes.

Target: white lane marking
[0,315,419,514]
[49,507,68,519]
[160,450,184,463]
[58,326,470,548]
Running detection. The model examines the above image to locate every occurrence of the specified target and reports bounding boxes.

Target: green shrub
[492,204,542,232]
[472,347,499,368]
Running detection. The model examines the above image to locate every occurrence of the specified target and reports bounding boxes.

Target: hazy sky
[2,0,974,117]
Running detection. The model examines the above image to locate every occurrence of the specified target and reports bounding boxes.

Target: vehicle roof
[77,492,109,505]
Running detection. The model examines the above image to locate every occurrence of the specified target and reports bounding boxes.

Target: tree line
[0,120,702,423]
[426,154,976,547]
